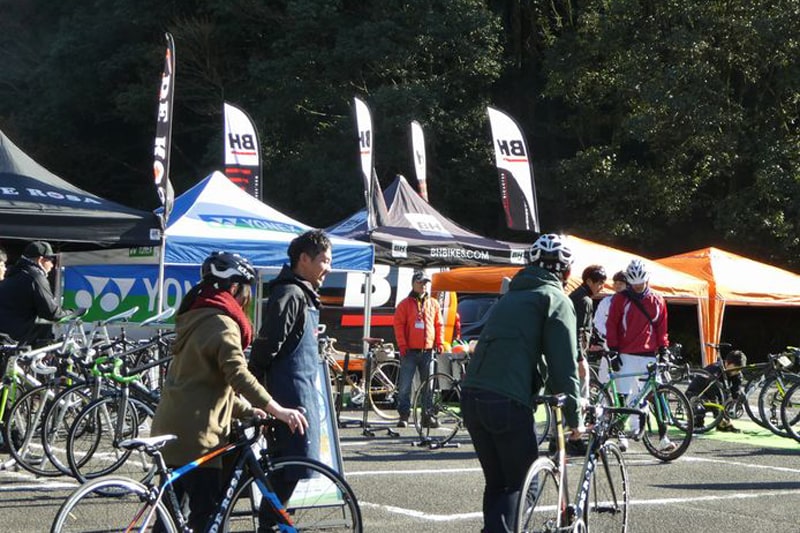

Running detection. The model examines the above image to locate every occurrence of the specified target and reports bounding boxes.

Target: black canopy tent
[0,130,158,248]
[327,175,528,267]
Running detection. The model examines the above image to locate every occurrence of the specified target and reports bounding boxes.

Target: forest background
[1,0,799,359]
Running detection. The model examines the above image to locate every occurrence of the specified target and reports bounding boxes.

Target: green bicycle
[591,354,694,462]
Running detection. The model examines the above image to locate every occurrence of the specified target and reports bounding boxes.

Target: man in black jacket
[569,265,607,395]
[249,229,332,510]
[0,241,70,344]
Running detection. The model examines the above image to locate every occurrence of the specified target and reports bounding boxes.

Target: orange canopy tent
[657,247,800,364]
[432,235,710,353]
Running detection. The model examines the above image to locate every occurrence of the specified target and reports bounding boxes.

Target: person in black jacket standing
[0,241,70,344]
[569,265,607,396]
[249,229,332,508]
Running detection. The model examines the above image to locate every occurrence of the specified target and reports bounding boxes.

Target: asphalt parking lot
[0,411,798,532]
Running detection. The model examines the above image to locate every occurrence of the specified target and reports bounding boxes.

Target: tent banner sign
[0,173,112,208]
[62,265,199,324]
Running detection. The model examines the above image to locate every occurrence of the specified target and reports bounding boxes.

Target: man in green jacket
[461,233,584,533]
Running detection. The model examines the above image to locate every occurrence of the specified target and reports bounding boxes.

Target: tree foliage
[1,0,799,267]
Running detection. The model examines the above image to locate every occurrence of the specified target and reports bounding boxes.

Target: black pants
[461,387,538,533]
[155,466,221,532]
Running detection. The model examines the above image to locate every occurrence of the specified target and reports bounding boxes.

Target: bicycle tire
[50,475,177,533]
[411,372,461,446]
[585,441,629,533]
[222,455,363,532]
[641,384,693,462]
[742,373,768,428]
[758,373,800,438]
[4,382,66,477]
[66,394,155,483]
[684,369,727,434]
[780,380,800,443]
[515,457,562,533]
[42,382,95,476]
[367,359,400,420]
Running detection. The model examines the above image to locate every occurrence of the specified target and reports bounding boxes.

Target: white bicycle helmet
[625,258,650,284]
[529,234,574,273]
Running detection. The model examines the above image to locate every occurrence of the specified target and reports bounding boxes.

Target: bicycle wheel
[411,373,461,447]
[367,359,400,420]
[759,374,800,438]
[684,370,727,434]
[67,394,154,483]
[585,441,629,533]
[51,475,177,533]
[515,457,563,533]
[780,381,800,443]
[42,383,95,476]
[742,373,768,428]
[641,384,693,462]
[222,456,362,532]
[4,382,65,476]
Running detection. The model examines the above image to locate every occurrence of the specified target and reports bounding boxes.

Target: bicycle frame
[138,430,297,532]
[600,365,670,436]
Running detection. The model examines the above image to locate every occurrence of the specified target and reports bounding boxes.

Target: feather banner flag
[223,102,262,200]
[486,106,540,232]
[153,33,176,228]
[410,120,428,202]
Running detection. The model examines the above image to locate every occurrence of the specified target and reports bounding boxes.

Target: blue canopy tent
[161,171,373,271]
[60,171,373,323]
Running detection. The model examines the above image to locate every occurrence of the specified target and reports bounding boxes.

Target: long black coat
[0,259,68,343]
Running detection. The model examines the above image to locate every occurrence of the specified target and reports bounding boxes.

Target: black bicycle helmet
[201,251,257,284]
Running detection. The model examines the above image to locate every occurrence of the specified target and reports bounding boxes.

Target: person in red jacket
[605,258,675,452]
[393,269,444,428]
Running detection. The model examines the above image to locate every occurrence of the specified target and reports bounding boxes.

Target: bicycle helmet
[625,258,650,284]
[529,234,574,273]
[201,251,257,284]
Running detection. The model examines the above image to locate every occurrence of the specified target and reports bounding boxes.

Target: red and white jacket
[605,288,668,355]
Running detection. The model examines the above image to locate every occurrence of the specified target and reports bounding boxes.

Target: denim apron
[267,305,321,462]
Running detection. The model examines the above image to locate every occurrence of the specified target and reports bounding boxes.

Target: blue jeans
[461,387,538,533]
[396,349,433,417]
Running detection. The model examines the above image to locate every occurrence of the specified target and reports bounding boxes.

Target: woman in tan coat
[151,252,307,531]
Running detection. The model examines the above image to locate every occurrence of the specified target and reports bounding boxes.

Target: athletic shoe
[396,416,409,428]
[422,416,440,429]
[617,435,629,452]
[717,421,741,433]
[659,437,679,454]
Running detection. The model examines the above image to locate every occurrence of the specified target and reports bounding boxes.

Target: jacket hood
[6,258,45,279]
[508,265,564,292]
[171,307,225,354]
[268,264,321,308]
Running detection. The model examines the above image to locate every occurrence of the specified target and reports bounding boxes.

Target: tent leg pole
[156,230,167,314]
[360,269,398,437]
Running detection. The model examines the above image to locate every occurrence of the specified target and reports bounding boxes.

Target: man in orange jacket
[393,269,444,428]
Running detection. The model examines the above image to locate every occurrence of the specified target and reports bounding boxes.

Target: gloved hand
[607,350,622,372]
[657,345,670,362]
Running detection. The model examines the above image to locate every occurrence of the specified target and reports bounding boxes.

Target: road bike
[758,348,800,438]
[411,350,551,449]
[515,394,643,532]
[319,334,400,422]
[51,416,362,532]
[590,354,693,461]
[679,343,769,434]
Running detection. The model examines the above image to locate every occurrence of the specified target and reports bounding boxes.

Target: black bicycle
[51,416,362,532]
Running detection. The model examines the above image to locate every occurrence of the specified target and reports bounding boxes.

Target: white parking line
[681,455,800,474]
[361,488,800,522]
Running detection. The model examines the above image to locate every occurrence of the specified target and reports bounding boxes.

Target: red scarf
[189,286,253,349]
